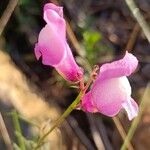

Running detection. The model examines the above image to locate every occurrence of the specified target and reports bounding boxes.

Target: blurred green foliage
[78,14,112,66]
[83,30,102,64]
[82,29,112,65]
[10,111,38,150]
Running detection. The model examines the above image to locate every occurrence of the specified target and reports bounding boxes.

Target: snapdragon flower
[34,3,83,82]
[81,52,138,120]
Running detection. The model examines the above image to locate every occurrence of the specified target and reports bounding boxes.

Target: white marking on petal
[122,98,138,120]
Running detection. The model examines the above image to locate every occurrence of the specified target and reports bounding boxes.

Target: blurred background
[0,0,150,150]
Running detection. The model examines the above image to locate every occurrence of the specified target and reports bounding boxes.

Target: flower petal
[43,4,66,39]
[55,43,83,81]
[122,98,138,120]
[80,52,139,120]
[34,3,83,82]
[99,52,138,80]
[44,3,63,17]
[91,77,131,117]
[34,25,66,66]
[34,43,42,60]
[81,91,98,112]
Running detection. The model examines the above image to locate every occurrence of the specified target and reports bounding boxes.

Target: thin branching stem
[34,64,98,149]
[34,91,83,149]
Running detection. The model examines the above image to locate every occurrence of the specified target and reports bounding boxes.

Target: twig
[113,117,134,150]
[50,0,85,57]
[87,113,105,150]
[0,0,19,36]
[67,116,95,150]
[125,23,140,51]
[50,0,92,73]
[121,83,150,150]
[66,20,85,57]
[95,117,113,150]
[125,0,150,43]
[0,112,13,150]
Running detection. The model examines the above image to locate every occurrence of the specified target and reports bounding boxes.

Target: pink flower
[34,3,83,82]
[81,52,139,120]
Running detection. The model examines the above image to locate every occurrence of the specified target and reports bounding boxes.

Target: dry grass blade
[94,117,113,150]
[121,83,150,150]
[113,117,134,150]
[66,20,85,57]
[87,113,105,150]
[50,0,85,57]
[125,23,140,51]
[67,116,95,150]
[0,112,12,150]
[125,0,150,43]
[0,0,19,36]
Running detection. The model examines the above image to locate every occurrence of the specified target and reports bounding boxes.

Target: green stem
[12,110,25,150]
[34,91,83,149]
